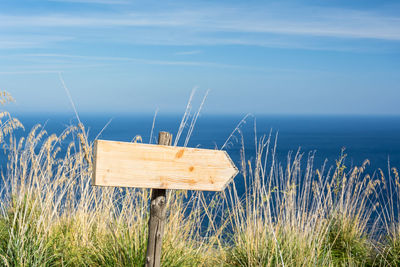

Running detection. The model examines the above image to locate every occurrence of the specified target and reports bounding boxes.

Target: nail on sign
[92,140,238,191]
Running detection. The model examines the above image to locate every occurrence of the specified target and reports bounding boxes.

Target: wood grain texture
[92,139,238,191]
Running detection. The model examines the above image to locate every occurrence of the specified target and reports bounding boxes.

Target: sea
[0,112,399,229]
[3,113,400,194]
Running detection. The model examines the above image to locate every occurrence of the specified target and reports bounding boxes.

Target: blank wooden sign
[93,140,238,191]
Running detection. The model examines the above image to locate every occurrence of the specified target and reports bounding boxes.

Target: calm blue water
[8,113,400,180]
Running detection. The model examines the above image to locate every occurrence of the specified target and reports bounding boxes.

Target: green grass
[1,94,400,266]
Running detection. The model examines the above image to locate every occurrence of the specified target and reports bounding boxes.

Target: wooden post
[93,130,238,265]
[145,131,172,267]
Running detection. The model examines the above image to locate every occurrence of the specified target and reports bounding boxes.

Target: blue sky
[0,0,399,115]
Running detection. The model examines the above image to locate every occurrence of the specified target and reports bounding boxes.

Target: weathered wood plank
[92,139,238,191]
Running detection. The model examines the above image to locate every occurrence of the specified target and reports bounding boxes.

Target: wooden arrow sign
[93,139,238,191]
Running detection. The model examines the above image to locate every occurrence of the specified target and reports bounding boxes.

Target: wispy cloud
[1,4,400,42]
[8,53,249,69]
[0,35,73,49]
[174,50,202,56]
[0,2,399,55]
[0,41,36,49]
[2,53,334,76]
[48,0,129,4]
[0,70,60,75]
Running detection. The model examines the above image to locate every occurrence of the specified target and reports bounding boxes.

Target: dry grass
[219,133,378,266]
[0,121,218,266]
[0,92,219,266]
[0,92,400,266]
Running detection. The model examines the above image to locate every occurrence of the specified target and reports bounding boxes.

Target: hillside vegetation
[1,94,400,266]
